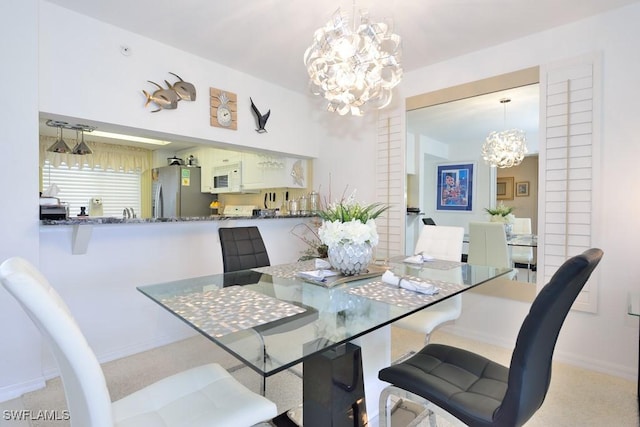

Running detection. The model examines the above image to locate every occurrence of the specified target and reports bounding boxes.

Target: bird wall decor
[250,97,270,133]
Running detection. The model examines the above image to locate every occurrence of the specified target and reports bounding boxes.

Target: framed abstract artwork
[436,163,474,211]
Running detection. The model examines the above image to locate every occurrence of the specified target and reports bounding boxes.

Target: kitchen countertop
[40,214,318,226]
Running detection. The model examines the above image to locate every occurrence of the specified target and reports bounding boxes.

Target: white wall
[0,0,46,399]
[38,1,323,159]
[401,3,640,380]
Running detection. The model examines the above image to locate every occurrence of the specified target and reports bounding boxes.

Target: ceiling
[407,83,540,151]
[40,0,636,151]
[46,0,637,94]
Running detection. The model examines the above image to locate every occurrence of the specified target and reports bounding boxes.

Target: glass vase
[328,241,373,276]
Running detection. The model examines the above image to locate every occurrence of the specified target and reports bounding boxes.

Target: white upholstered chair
[467,221,512,269]
[512,217,535,281]
[394,225,465,345]
[0,257,277,427]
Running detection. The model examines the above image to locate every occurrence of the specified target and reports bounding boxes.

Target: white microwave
[212,162,242,193]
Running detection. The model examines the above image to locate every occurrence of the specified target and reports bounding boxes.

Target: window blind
[42,161,141,218]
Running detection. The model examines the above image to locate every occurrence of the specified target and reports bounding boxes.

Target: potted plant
[485,202,515,235]
[317,192,389,276]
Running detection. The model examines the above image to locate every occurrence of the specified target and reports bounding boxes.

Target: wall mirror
[404,67,540,259]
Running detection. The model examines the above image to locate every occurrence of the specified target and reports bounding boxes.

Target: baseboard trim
[0,378,46,403]
[442,324,637,382]
[40,331,197,382]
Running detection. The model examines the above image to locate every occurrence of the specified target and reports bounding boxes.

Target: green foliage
[318,201,389,223]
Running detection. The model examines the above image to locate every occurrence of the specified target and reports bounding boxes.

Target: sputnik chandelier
[481,98,528,168]
[303,4,402,116]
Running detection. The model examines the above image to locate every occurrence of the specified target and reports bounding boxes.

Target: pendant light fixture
[481,98,528,168]
[47,122,72,154]
[45,120,96,155]
[71,128,93,155]
[303,1,403,116]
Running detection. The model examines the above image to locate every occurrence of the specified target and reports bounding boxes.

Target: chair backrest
[512,217,532,235]
[0,257,113,427]
[414,225,464,262]
[219,226,271,272]
[467,221,511,268]
[496,248,603,426]
[422,217,436,226]
[511,217,534,264]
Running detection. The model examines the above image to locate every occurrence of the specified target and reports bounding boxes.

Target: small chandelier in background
[481,98,528,168]
[303,5,402,116]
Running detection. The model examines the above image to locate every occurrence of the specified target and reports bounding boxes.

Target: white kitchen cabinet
[240,152,264,190]
[262,157,308,189]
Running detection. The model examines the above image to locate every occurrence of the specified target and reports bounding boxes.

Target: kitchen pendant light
[47,123,72,154]
[72,129,93,155]
[481,98,528,168]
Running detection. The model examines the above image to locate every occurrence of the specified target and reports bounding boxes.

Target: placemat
[159,286,306,338]
[346,278,466,309]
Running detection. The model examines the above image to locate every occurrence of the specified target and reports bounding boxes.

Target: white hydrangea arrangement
[317,192,389,248]
[485,202,515,224]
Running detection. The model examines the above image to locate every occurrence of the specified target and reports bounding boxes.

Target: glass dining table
[138,257,512,426]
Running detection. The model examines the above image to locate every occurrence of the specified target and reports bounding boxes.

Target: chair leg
[379,386,393,427]
[424,332,432,346]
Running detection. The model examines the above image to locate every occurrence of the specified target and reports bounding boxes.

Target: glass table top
[137,257,512,377]
[463,233,538,247]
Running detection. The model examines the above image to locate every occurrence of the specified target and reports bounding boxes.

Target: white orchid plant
[485,202,515,224]
[317,192,389,248]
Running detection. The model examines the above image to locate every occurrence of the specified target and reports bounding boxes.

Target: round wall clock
[209,88,237,130]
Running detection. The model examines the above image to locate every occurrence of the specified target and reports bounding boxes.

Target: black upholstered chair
[219,226,270,273]
[378,248,603,427]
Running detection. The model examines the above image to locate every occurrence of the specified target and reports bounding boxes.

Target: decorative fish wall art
[142,72,196,113]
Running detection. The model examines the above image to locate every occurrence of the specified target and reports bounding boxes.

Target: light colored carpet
[10,328,640,427]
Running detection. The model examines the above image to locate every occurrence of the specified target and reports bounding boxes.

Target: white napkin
[297,269,338,281]
[403,253,435,264]
[315,258,332,269]
[381,270,439,295]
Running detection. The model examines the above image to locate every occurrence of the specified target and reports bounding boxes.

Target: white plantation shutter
[538,53,602,312]
[376,110,405,259]
[42,161,141,218]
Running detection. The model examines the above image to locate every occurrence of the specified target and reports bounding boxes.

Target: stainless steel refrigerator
[152,166,215,218]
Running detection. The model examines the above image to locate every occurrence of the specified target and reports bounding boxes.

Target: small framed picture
[516,181,530,197]
[496,177,514,200]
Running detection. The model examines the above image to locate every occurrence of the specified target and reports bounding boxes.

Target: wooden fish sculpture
[250,97,270,133]
[142,80,179,112]
[165,72,196,101]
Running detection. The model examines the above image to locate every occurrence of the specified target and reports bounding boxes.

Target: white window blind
[42,161,141,218]
[539,53,602,313]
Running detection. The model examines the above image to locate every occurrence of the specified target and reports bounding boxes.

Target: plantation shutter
[538,53,602,313]
[376,109,405,259]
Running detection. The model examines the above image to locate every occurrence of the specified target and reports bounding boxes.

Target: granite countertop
[40,214,317,226]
